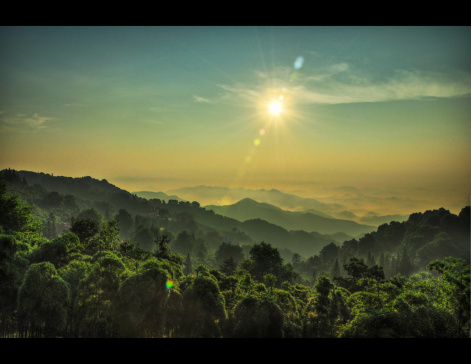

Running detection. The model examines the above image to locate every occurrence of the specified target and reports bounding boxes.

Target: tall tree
[184,253,193,276]
[17,262,70,337]
[116,209,134,239]
[248,242,283,282]
[0,182,42,235]
[219,257,237,276]
[181,275,226,337]
[332,258,341,278]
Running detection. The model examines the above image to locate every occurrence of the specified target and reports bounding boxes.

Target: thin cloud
[143,119,166,125]
[299,70,471,104]
[0,113,57,132]
[217,68,471,106]
[193,95,212,103]
[23,113,56,129]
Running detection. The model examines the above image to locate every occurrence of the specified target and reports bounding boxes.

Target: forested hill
[0,169,341,258]
[0,168,470,338]
[9,170,137,207]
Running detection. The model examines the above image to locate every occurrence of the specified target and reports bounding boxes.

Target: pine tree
[398,248,413,277]
[43,212,57,240]
[331,258,340,278]
[184,253,193,275]
[219,257,237,276]
[366,251,375,267]
[312,269,317,285]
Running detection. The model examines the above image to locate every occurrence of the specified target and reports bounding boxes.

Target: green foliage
[77,208,103,222]
[232,295,284,337]
[334,257,385,294]
[116,209,134,239]
[70,217,100,248]
[1,174,470,338]
[114,258,172,337]
[215,242,244,265]
[244,241,299,286]
[71,252,127,337]
[183,253,193,275]
[118,240,150,262]
[98,219,120,249]
[17,262,70,337]
[219,256,237,276]
[0,234,30,336]
[415,232,457,268]
[0,182,42,235]
[133,225,155,251]
[340,300,458,338]
[181,274,226,337]
[172,230,195,255]
[28,232,82,269]
[427,257,470,337]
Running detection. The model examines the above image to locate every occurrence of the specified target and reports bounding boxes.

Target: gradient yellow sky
[1,26,470,215]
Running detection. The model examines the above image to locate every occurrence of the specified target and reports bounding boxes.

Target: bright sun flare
[269,100,282,115]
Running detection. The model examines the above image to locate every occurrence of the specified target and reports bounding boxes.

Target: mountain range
[205,198,375,237]
[167,185,408,226]
[0,169,403,258]
[168,185,341,217]
[133,191,186,202]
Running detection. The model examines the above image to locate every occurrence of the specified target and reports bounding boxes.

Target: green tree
[114,258,173,337]
[292,253,301,266]
[69,217,100,254]
[319,242,339,264]
[0,182,42,235]
[97,219,120,252]
[0,234,30,337]
[116,209,134,239]
[172,230,194,256]
[133,225,155,251]
[72,252,127,337]
[17,262,70,337]
[57,259,91,337]
[42,211,57,240]
[232,296,284,338]
[28,232,83,269]
[427,257,470,337]
[181,275,226,337]
[184,253,193,276]
[248,242,283,282]
[332,258,341,278]
[219,257,237,276]
[77,208,103,222]
[310,275,334,337]
[215,242,244,266]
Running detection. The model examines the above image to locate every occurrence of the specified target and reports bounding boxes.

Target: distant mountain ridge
[1,169,342,257]
[133,191,186,202]
[170,185,413,226]
[169,185,342,217]
[206,198,375,237]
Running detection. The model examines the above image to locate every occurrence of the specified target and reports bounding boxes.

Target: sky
[1,26,470,216]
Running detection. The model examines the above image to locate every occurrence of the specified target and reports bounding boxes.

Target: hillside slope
[206,198,375,236]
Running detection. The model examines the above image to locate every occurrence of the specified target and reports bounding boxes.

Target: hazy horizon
[1,26,470,217]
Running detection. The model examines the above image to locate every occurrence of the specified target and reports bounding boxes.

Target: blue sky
[1,26,470,215]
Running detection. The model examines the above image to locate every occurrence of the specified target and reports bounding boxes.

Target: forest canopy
[0,169,469,338]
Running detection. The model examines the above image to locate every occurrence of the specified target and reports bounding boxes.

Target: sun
[268,100,282,115]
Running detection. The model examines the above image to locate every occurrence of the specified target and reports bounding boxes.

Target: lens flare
[166,279,174,289]
[294,56,304,70]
